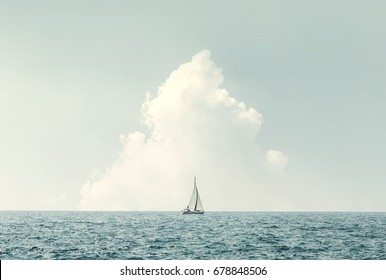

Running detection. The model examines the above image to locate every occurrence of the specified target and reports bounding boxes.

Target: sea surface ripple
[0,211,385,259]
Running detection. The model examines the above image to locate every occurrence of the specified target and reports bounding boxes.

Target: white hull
[182,210,204,214]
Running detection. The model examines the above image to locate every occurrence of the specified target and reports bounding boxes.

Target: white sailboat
[182,177,204,214]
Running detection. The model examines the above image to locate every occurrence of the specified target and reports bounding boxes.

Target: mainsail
[183,177,204,214]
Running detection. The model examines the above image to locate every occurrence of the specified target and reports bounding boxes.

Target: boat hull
[182,210,204,214]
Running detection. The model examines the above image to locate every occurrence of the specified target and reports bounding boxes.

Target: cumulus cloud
[266,150,289,171]
[79,50,288,211]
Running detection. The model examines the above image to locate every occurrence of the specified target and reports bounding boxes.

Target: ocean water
[0,211,385,260]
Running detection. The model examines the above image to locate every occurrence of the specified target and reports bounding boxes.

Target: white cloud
[79,50,288,211]
[266,149,289,171]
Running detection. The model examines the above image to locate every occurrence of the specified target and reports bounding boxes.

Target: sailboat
[182,177,204,214]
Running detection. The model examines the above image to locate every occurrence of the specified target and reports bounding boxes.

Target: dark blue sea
[0,212,385,260]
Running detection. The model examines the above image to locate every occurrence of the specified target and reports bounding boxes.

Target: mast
[194,177,198,210]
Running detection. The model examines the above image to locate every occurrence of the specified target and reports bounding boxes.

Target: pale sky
[1,0,385,211]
